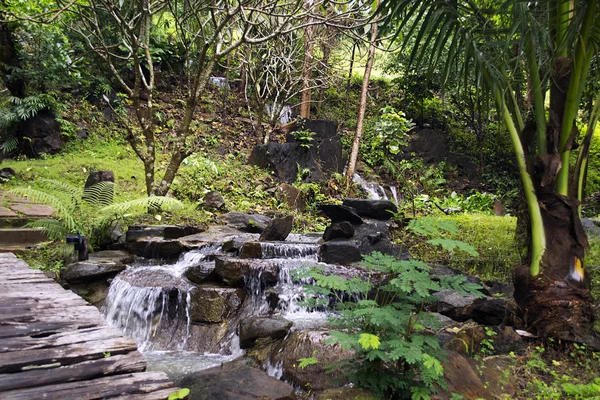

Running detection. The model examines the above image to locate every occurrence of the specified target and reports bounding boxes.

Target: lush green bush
[299,250,483,399]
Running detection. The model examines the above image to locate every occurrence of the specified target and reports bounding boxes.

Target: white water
[102,244,222,352]
[352,173,401,204]
[258,242,319,261]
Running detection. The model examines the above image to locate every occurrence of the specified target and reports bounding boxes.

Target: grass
[400,214,523,282]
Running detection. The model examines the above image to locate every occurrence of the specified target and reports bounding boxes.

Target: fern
[7,179,183,253]
[82,181,115,206]
[408,217,458,237]
[426,238,479,257]
[1,136,19,153]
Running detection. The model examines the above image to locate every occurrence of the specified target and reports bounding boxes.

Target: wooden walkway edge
[0,253,179,400]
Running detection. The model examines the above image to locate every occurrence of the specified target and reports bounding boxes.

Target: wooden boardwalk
[0,253,179,400]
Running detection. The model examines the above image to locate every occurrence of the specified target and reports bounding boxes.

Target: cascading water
[102,244,223,351]
[352,173,401,204]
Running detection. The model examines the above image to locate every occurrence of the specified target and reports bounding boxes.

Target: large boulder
[20,111,64,156]
[352,219,398,256]
[267,330,354,391]
[61,250,132,283]
[177,361,296,400]
[189,286,246,323]
[275,184,306,211]
[318,241,362,265]
[126,238,185,259]
[84,170,114,188]
[259,216,294,241]
[342,198,398,220]
[239,316,293,349]
[248,120,345,183]
[183,261,216,284]
[322,221,355,241]
[318,204,363,225]
[214,257,279,286]
[219,212,272,233]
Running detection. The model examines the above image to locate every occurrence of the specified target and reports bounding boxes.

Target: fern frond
[82,181,115,206]
[25,218,70,240]
[98,196,183,216]
[37,178,80,197]
[7,187,77,232]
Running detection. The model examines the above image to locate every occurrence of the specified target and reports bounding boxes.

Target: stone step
[0,228,49,253]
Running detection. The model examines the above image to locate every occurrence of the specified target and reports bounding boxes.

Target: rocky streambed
[59,200,524,399]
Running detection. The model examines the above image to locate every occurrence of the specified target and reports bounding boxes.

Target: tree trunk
[299,25,314,119]
[345,6,379,189]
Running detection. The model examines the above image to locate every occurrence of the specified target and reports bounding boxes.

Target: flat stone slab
[0,206,18,217]
[9,203,53,217]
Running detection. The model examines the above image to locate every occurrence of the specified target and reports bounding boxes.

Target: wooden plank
[0,253,177,399]
[0,372,177,400]
[0,326,125,352]
[0,319,105,339]
[0,336,138,373]
[0,352,147,391]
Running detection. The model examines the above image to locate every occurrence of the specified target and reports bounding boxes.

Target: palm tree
[380,0,600,343]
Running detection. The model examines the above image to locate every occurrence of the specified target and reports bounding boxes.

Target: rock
[20,111,64,156]
[118,268,191,291]
[493,199,506,216]
[323,221,355,241]
[126,225,203,241]
[239,316,293,348]
[202,191,225,210]
[76,122,88,139]
[434,351,491,400]
[477,356,517,398]
[183,261,215,284]
[342,198,398,220]
[248,122,345,184]
[352,220,398,256]
[433,289,479,322]
[275,183,306,211]
[219,212,271,233]
[0,167,16,181]
[267,330,353,391]
[126,238,185,259]
[177,361,296,400]
[318,204,363,224]
[462,297,517,326]
[318,241,362,265]
[582,218,600,239]
[259,215,294,241]
[69,280,110,307]
[61,250,132,283]
[189,286,245,323]
[239,242,264,259]
[84,170,114,188]
[316,388,378,400]
[214,257,279,286]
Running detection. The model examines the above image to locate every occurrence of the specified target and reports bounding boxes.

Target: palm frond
[82,181,115,206]
[37,178,80,197]
[7,187,78,232]
[1,136,19,153]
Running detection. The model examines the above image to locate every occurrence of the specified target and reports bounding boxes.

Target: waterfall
[102,244,223,351]
[352,173,401,204]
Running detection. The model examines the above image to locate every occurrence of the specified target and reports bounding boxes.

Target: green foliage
[291,129,316,149]
[7,178,182,251]
[301,251,484,399]
[168,388,190,400]
[403,215,522,282]
[562,378,600,399]
[438,192,497,215]
[360,107,415,167]
[297,352,319,369]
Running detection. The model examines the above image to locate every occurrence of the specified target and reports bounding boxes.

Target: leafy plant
[168,388,190,400]
[292,129,316,149]
[299,250,484,399]
[7,178,183,251]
